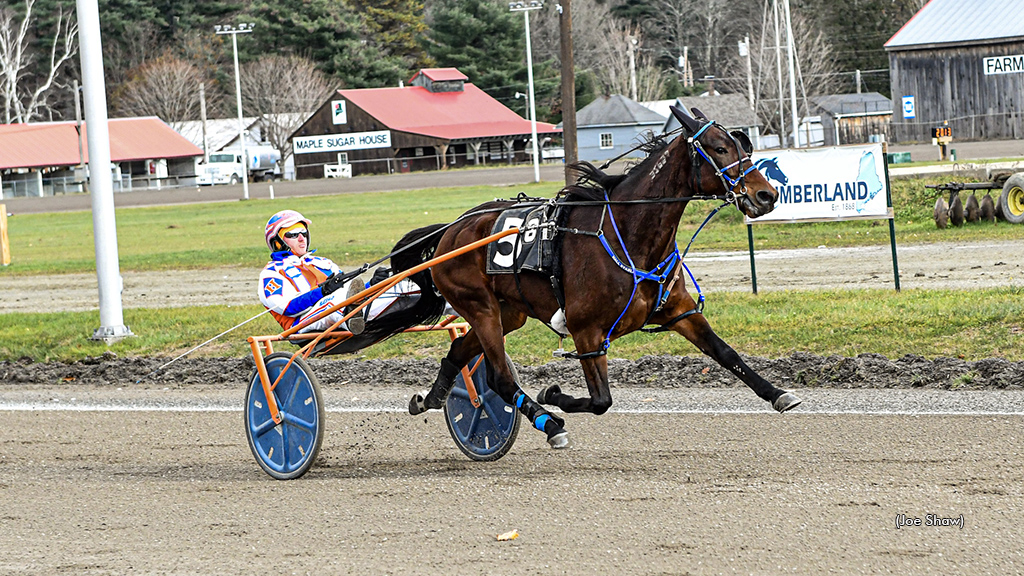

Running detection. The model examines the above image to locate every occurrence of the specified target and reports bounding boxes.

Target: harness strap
[639,306,703,333]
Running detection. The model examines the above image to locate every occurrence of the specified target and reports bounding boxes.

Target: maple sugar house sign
[293,130,392,154]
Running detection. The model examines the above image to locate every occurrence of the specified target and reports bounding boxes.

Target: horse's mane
[560,131,670,202]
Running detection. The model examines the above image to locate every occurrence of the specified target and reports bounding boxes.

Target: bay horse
[391,105,802,449]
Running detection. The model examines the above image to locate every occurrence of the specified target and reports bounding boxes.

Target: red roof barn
[0,117,203,197]
[290,68,560,178]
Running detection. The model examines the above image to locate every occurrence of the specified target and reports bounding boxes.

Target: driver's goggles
[282,227,309,240]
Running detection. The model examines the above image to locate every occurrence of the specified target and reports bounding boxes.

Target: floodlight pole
[77,0,133,343]
[216,23,253,200]
[510,1,542,183]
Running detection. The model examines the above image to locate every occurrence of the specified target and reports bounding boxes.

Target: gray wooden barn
[885,0,1024,142]
[811,93,893,146]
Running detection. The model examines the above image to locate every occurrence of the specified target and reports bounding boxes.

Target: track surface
[1,386,1022,575]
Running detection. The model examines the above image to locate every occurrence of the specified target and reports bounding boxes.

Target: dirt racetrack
[2,398,1023,575]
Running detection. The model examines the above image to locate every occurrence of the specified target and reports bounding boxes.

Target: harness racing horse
[396,105,802,449]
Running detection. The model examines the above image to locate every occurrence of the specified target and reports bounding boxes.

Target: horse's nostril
[756,190,775,206]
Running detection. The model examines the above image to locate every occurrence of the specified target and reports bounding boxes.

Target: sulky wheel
[245,352,325,480]
[444,353,522,461]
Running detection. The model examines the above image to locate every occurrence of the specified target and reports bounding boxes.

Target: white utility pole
[215,23,254,199]
[77,0,133,343]
[510,1,542,183]
[628,36,638,101]
[739,36,754,111]
[199,81,210,164]
[773,0,785,147]
[783,0,799,148]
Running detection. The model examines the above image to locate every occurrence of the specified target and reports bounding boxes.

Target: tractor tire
[999,173,1024,224]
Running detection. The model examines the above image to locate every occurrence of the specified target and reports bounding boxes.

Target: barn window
[600,133,613,149]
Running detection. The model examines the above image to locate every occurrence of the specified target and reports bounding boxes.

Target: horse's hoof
[547,431,571,449]
[537,384,560,405]
[773,392,802,413]
[409,392,428,415]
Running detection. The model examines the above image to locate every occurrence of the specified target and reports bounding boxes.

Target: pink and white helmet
[265,209,311,251]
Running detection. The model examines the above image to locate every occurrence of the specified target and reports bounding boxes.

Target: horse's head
[669,105,778,218]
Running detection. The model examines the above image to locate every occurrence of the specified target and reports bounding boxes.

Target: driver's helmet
[265,209,311,252]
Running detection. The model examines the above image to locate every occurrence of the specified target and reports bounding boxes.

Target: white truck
[197,145,281,185]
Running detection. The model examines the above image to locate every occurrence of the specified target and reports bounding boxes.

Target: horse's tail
[359,223,448,340]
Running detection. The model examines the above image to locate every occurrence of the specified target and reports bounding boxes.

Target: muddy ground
[3,349,1023,392]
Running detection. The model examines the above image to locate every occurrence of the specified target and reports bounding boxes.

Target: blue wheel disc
[245,352,324,480]
[444,354,521,461]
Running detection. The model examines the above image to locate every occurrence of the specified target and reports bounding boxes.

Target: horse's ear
[670,104,700,134]
[690,107,709,121]
[731,130,753,155]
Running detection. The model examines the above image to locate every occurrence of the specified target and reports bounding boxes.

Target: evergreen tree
[426,0,523,107]
[350,0,434,72]
[246,0,405,88]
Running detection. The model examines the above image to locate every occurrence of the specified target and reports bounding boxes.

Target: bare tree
[591,24,667,101]
[719,8,841,139]
[0,0,78,123]
[239,55,333,163]
[113,55,209,130]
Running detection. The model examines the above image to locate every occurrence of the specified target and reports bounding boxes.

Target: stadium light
[215,23,255,200]
[509,1,543,183]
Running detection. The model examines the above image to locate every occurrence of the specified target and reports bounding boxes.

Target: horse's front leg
[655,296,801,413]
[537,330,614,415]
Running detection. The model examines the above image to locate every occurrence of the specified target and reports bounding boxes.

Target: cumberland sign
[293,130,392,154]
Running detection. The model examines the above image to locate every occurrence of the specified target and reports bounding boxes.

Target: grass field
[1,287,1022,363]
[1,174,1022,363]
[1,174,1020,276]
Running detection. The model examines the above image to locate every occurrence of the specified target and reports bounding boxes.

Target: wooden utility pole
[559,1,577,186]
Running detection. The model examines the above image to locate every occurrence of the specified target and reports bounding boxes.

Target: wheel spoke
[280,411,316,434]
[251,417,278,438]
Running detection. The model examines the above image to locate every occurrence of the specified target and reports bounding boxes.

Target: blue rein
[591,189,727,355]
[557,118,747,360]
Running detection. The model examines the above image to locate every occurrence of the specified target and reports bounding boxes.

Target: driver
[259,209,366,335]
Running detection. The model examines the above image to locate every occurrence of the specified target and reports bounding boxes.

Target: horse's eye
[715,147,728,154]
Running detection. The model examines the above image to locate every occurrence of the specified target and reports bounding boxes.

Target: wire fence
[1,174,200,199]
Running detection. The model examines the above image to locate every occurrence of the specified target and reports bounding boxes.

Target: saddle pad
[485,204,558,275]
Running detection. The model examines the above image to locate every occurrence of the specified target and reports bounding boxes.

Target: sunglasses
[283,229,309,240]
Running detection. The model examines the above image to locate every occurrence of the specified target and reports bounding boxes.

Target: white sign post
[744,143,900,292]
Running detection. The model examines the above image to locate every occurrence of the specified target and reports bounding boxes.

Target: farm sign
[983,54,1024,75]
[746,143,890,223]
[293,130,392,154]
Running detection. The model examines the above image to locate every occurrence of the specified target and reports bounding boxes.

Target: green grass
[2,175,1021,364]
[0,174,1019,276]
[3,287,1022,364]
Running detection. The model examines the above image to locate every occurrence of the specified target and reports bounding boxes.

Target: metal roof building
[290,68,560,178]
[810,92,893,146]
[660,94,761,146]
[573,94,666,162]
[0,117,203,198]
[885,0,1024,141]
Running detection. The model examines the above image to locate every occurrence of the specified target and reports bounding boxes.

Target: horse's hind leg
[672,312,801,413]
[409,305,570,448]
